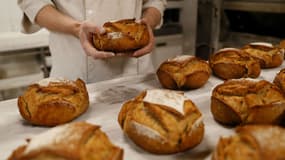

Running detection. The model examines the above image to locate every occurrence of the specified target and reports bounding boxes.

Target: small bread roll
[93,19,149,52]
[118,89,204,154]
[242,42,284,68]
[212,125,285,160]
[211,79,285,125]
[18,78,89,126]
[157,55,211,90]
[209,48,261,80]
[8,122,123,160]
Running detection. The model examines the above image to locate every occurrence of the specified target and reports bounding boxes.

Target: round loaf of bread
[157,55,211,90]
[274,68,285,94]
[18,78,89,126]
[7,122,123,160]
[212,125,285,160]
[211,79,285,126]
[242,42,284,68]
[93,19,149,52]
[209,48,261,80]
[118,89,204,154]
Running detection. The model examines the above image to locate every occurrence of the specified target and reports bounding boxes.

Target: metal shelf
[167,1,184,9]
[223,1,285,13]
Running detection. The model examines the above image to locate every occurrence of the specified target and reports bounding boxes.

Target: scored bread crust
[212,125,285,160]
[211,79,285,125]
[209,48,261,80]
[93,19,149,52]
[7,122,123,160]
[118,89,204,154]
[242,43,284,68]
[157,55,211,90]
[17,78,89,126]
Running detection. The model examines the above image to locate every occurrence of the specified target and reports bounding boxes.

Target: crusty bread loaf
[211,79,285,125]
[118,89,204,154]
[18,78,89,126]
[209,48,261,80]
[7,122,123,160]
[157,55,211,90]
[93,19,149,52]
[242,42,284,68]
[212,125,285,160]
[273,68,285,95]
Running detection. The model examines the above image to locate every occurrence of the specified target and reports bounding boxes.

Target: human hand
[128,19,155,58]
[79,21,115,59]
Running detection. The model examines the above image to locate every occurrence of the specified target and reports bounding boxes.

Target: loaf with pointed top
[242,42,284,68]
[157,55,211,90]
[7,122,123,160]
[118,89,204,154]
[212,125,285,160]
[211,79,285,126]
[209,48,261,80]
[17,78,89,126]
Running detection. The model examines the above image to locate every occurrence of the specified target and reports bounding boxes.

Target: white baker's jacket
[18,0,167,83]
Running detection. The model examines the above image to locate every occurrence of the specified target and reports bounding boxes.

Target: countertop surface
[0,29,49,52]
[1,62,284,160]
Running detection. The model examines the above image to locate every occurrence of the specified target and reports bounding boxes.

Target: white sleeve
[17,0,54,33]
[143,0,167,29]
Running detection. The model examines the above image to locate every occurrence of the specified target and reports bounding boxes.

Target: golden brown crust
[211,79,285,126]
[17,78,89,126]
[156,55,211,90]
[7,122,123,160]
[273,68,285,95]
[242,43,284,68]
[209,48,261,80]
[93,19,149,52]
[212,125,285,160]
[118,89,204,154]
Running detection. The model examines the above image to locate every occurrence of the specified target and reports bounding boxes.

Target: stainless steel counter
[1,63,284,160]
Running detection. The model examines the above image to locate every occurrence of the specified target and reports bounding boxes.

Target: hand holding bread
[79,21,115,59]
[93,19,152,56]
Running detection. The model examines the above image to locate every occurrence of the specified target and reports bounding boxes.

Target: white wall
[0,1,22,32]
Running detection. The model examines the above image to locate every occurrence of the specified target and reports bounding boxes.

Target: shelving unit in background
[195,0,285,60]
[219,0,285,48]
[0,30,50,100]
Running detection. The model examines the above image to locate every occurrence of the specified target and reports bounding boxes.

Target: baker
[18,0,167,83]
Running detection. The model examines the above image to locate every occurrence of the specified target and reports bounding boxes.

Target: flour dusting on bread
[143,89,187,114]
[37,77,72,87]
[169,55,194,62]
[107,32,123,39]
[189,116,203,135]
[230,78,261,82]
[24,123,80,154]
[250,42,274,48]
[131,121,165,143]
[216,48,241,53]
